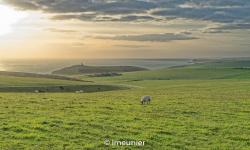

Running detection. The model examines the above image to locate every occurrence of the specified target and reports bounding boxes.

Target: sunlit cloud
[0,0,249,59]
[2,0,250,25]
[0,4,27,36]
[46,28,78,33]
[92,33,198,42]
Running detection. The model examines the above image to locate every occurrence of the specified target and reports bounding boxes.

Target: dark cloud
[151,7,250,23]
[84,0,156,15]
[50,13,96,21]
[93,33,198,42]
[204,23,250,33]
[4,0,39,10]
[51,14,164,22]
[2,0,250,26]
[117,15,158,22]
[212,23,250,30]
[203,30,230,34]
[181,31,192,35]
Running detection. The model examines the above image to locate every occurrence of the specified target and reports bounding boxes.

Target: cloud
[92,33,198,42]
[46,28,78,33]
[114,15,159,22]
[204,23,250,33]
[50,13,161,22]
[115,44,148,48]
[50,13,97,21]
[212,23,250,30]
[151,6,250,23]
[2,0,250,28]
[4,0,39,10]
[202,30,230,34]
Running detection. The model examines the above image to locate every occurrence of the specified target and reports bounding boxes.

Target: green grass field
[1,60,250,149]
[0,75,125,93]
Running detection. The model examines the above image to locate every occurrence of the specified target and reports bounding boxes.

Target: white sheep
[141,96,151,105]
[75,90,84,93]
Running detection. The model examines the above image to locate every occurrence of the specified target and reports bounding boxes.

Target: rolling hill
[0,71,85,82]
[1,58,250,149]
[52,64,148,75]
[0,73,126,93]
[79,59,250,83]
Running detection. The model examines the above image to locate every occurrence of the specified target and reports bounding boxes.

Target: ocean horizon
[0,58,191,73]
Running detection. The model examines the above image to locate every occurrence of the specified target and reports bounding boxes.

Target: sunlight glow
[0,4,27,36]
[0,63,5,71]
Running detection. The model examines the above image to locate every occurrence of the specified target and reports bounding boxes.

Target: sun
[0,4,27,36]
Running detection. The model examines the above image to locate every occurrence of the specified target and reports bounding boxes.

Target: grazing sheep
[75,90,84,93]
[141,96,151,105]
[34,90,45,93]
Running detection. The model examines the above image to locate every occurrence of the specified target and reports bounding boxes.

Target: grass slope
[191,59,250,68]
[80,59,250,83]
[81,67,250,83]
[0,80,250,149]
[52,65,148,75]
[0,75,125,93]
[0,71,84,82]
[0,75,85,87]
[1,59,250,149]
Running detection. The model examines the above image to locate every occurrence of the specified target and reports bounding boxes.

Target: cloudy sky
[0,0,249,59]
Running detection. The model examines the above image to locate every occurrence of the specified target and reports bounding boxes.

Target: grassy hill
[52,65,148,75]
[80,67,250,83]
[0,79,250,149]
[0,75,85,87]
[190,58,250,68]
[80,59,250,83]
[0,74,125,93]
[0,71,85,82]
[1,58,250,149]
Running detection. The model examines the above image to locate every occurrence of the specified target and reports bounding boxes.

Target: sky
[0,0,249,59]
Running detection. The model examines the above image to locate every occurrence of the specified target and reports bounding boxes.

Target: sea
[0,59,192,74]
